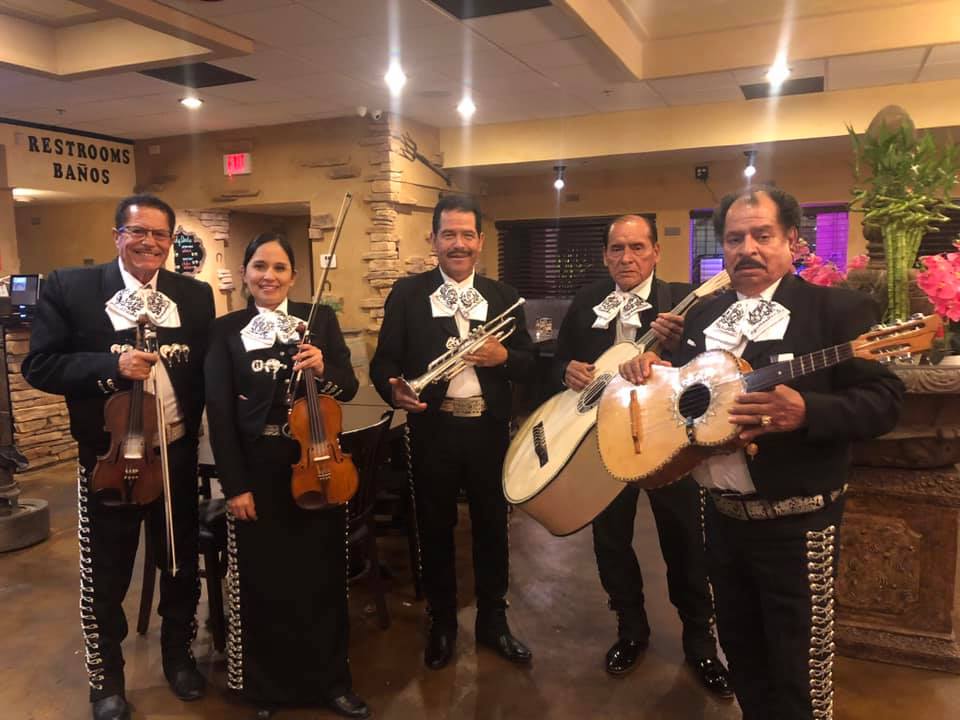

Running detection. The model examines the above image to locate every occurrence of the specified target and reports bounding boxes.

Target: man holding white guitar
[556,215,732,696]
[619,187,905,720]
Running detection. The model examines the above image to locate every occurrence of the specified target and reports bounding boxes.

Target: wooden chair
[342,411,394,629]
[137,464,227,653]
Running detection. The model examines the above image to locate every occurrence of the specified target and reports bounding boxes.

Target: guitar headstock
[694,270,731,297]
[852,314,943,361]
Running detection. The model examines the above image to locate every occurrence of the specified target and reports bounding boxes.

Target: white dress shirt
[615,272,654,345]
[116,259,183,426]
[692,277,785,494]
[438,269,484,399]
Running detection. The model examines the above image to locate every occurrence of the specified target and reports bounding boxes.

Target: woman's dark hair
[242,232,296,271]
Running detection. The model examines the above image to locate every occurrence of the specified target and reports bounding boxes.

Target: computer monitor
[10,275,40,320]
[10,275,40,307]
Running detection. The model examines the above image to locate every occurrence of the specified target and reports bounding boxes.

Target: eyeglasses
[118,225,173,242]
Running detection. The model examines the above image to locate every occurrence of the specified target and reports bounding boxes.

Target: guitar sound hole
[678,383,711,421]
[577,373,612,413]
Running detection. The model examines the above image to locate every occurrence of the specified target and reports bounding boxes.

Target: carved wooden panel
[837,514,921,612]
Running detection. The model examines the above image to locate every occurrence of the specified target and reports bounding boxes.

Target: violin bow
[284,192,353,406]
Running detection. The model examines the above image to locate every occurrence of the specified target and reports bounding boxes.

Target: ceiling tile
[656,85,744,107]
[926,43,960,65]
[156,0,295,20]
[201,79,305,103]
[827,66,919,91]
[212,49,326,80]
[828,47,926,73]
[546,61,636,90]
[916,62,960,83]
[649,71,739,96]
[298,0,455,34]
[569,82,665,112]
[464,5,583,48]
[209,4,355,46]
[508,36,611,72]
[433,47,533,82]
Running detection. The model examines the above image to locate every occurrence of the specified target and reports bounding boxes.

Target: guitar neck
[634,289,702,350]
[744,342,856,392]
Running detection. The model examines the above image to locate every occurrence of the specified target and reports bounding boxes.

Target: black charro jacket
[23,260,215,452]
[673,273,905,501]
[204,301,358,499]
[369,268,535,422]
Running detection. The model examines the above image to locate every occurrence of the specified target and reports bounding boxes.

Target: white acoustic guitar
[502,271,731,536]
[596,314,941,490]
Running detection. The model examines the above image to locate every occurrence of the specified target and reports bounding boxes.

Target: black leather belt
[711,485,846,521]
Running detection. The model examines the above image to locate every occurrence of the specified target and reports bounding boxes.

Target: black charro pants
[408,411,510,630]
[78,438,200,702]
[592,478,717,659]
[704,496,844,720]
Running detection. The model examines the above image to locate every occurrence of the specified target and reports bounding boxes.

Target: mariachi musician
[23,195,214,720]
[370,194,536,670]
[555,214,731,694]
[620,186,905,719]
[204,232,369,719]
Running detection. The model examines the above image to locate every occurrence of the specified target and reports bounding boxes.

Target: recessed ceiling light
[384,60,407,97]
[743,150,758,179]
[553,165,566,191]
[765,54,791,90]
[457,95,476,119]
[180,97,203,109]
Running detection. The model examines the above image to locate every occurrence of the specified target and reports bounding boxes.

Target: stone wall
[6,328,76,470]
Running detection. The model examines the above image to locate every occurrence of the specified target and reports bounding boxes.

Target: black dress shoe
[327,692,371,719]
[688,657,735,699]
[605,637,649,676]
[165,662,206,701]
[475,624,533,665]
[425,625,457,669]
[92,695,130,720]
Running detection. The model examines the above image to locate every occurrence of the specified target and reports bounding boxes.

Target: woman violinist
[204,233,367,719]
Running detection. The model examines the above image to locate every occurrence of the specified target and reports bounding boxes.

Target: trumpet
[400,298,525,398]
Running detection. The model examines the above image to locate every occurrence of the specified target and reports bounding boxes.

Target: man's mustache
[735,259,765,271]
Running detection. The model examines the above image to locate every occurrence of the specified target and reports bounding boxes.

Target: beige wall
[477,143,867,284]
[226,212,311,306]
[15,199,116,274]
[135,116,374,330]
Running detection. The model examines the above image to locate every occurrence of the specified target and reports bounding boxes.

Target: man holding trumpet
[371,194,535,670]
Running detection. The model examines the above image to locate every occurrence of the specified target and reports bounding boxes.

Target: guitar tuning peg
[879,356,894,364]
[871,323,887,331]
[910,312,924,320]
[898,353,913,362]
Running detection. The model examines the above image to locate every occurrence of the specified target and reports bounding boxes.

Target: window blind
[496,214,656,298]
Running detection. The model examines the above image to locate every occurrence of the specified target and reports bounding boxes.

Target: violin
[92,318,163,506]
[286,192,358,510]
[287,339,358,509]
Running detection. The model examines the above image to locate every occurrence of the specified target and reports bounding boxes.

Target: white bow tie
[430,282,488,322]
[704,298,790,350]
[592,291,652,330]
[105,287,180,330]
[241,310,306,352]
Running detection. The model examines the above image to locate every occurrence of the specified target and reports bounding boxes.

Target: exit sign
[223,152,252,176]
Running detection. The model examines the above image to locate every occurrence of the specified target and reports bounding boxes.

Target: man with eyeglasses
[23,194,215,720]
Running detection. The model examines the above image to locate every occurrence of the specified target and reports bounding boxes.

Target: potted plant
[848,105,960,322]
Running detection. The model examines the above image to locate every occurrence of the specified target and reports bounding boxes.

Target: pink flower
[800,262,845,287]
[848,254,869,270]
[917,252,960,323]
